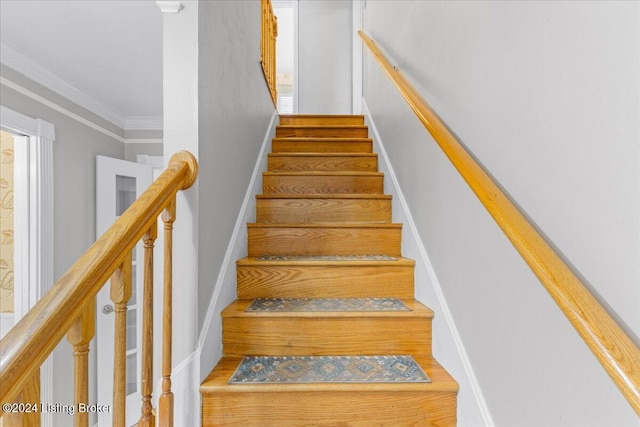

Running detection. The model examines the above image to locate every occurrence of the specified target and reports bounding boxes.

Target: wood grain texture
[263,171,384,194]
[110,256,132,427]
[0,151,197,405]
[1,370,41,427]
[360,30,640,415]
[247,223,402,257]
[66,300,95,427]
[201,357,457,427]
[139,225,157,427]
[159,199,176,427]
[272,138,373,153]
[256,195,392,223]
[276,125,369,138]
[279,115,365,126]
[222,300,432,357]
[236,257,415,299]
[268,153,378,172]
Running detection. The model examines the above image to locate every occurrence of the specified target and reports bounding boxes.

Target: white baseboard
[363,98,494,427]
[197,111,278,380]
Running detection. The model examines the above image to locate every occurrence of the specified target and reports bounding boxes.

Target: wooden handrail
[0,151,198,409]
[261,0,278,106]
[359,30,640,415]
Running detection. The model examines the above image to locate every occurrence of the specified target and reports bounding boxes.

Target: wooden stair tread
[272,137,372,142]
[256,194,391,200]
[222,299,433,318]
[264,171,383,177]
[247,222,401,228]
[237,256,414,266]
[201,356,458,393]
[277,125,368,130]
[268,153,377,158]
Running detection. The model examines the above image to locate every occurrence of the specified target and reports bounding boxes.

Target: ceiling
[0,0,163,129]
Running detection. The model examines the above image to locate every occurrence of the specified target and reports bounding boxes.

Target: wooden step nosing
[279,115,365,119]
[236,256,415,267]
[263,171,383,177]
[268,153,377,158]
[272,138,373,142]
[277,125,368,129]
[256,194,392,200]
[222,299,433,318]
[247,222,402,229]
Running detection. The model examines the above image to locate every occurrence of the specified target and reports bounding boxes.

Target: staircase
[200,115,459,426]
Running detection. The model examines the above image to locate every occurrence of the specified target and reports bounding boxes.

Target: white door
[96,156,152,427]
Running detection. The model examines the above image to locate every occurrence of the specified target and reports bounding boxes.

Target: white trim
[363,98,494,426]
[198,110,278,350]
[1,77,126,143]
[125,116,163,131]
[153,349,200,426]
[0,106,55,427]
[293,0,299,114]
[1,41,127,128]
[156,1,184,14]
[352,0,364,114]
[124,138,163,145]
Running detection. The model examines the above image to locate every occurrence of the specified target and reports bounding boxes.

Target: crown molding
[0,41,127,129]
[125,116,163,131]
[157,1,184,14]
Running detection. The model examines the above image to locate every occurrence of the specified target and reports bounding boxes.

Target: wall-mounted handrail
[0,151,198,426]
[359,30,640,415]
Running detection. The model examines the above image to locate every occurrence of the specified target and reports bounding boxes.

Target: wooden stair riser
[279,115,365,126]
[268,154,378,172]
[276,126,369,138]
[247,225,402,257]
[256,197,392,223]
[263,173,384,194]
[202,390,456,426]
[272,139,373,153]
[236,263,414,299]
[222,315,432,357]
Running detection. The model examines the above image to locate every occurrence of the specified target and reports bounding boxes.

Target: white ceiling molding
[156,1,184,14]
[1,41,127,129]
[125,116,163,131]
[1,77,125,143]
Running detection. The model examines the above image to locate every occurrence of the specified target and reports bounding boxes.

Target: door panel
[96,156,152,426]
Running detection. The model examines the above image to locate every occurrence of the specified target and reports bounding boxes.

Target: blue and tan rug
[228,355,431,384]
[255,255,397,261]
[245,298,411,312]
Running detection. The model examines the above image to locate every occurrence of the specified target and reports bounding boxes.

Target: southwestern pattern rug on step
[228,355,431,384]
[245,298,411,312]
[255,255,397,261]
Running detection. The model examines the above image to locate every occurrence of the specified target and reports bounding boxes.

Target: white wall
[298,0,352,114]
[363,1,639,425]
[162,3,276,423]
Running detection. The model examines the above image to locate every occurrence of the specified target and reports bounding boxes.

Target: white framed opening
[0,105,54,426]
[273,0,298,114]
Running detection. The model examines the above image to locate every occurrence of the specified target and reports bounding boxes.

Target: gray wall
[363,1,639,425]
[124,141,163,161]
[197,0,276,333]
[298,0,352,114]
[1,69,124,426]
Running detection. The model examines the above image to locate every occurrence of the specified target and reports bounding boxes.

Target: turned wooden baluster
[158,198,176,427]
[139,222,157,427]
[66,300,95,427]
[110,254,132,427]
[1,370,40,427]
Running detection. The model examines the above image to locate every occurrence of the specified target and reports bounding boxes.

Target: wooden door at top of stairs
[200,115,458,426]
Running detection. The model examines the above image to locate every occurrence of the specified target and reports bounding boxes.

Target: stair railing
[261,0,278,106]
[0,151,198,426]
[359,30,640,415]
